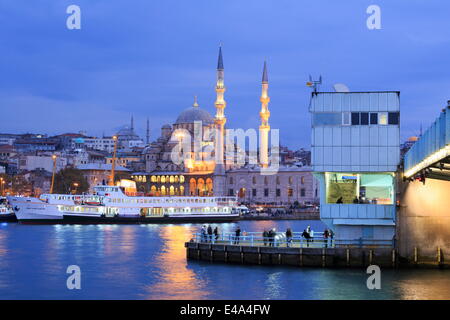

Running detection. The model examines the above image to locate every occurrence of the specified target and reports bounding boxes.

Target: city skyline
[1,1,449,148]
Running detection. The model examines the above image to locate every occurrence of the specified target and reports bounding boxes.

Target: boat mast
[109,135,118,186]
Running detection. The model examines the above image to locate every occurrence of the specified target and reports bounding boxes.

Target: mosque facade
[136,48,318,206]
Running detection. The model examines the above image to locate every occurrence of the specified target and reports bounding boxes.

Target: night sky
[1,0,449,148]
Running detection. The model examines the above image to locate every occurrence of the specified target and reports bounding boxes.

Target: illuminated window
[325,173,394,205]
[379,112,388,125]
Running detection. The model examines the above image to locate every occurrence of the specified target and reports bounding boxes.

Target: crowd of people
[200,224,220,243]
[198,224,334,247]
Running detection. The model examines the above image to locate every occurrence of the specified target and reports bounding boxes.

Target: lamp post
[50,154,57,194]
[109,136,118,186]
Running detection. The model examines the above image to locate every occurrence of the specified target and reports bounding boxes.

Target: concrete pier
[185,242,405,268]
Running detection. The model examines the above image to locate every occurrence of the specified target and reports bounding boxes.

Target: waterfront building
[18,154,67,173]
[310,91,400,243]
[226,165,318,205]
[0,144,17,161]
[71,136,116,153]
[14,137,58,152]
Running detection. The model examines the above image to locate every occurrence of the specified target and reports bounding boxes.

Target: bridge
[398,100,450,265]
[404,101,450,181]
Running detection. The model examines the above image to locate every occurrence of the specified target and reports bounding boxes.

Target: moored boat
[7,185,241,224]
[0,197,16,222]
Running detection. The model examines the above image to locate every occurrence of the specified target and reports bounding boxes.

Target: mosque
[134,48,318,206]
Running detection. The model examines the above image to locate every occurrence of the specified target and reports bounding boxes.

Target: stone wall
[397,178,450,265]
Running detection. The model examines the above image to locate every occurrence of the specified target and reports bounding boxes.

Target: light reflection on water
[0,220,450,300]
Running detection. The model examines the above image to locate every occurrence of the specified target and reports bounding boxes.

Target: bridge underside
[423,156,450,182]
[408,156,450,182]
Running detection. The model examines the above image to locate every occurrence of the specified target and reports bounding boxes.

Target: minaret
[146,118,150,145]
[193,95,199,108]
[213,46,227,196]
[259,61,271,168]
[131,115,134,131]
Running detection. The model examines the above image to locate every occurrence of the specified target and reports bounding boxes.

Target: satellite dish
[333,83,350,92]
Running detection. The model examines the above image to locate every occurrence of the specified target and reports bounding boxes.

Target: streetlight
[50,154,57,194]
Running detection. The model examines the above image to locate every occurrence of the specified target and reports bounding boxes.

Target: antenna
[306,75,322,93]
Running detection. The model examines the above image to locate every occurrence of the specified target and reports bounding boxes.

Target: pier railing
[192,231,394,248]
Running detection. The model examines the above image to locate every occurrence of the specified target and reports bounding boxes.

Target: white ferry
[7,185,241,224]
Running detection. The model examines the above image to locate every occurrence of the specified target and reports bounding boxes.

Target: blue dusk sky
[0,0,449,148]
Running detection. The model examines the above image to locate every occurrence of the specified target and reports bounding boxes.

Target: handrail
[191,231,394,248]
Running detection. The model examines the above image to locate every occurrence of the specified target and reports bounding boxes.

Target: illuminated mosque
[138,48,318,205]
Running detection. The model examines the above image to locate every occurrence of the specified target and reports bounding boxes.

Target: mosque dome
[175,97,214,125]
[116,125,140,140]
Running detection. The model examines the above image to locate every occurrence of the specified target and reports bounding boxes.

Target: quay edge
[185,242,450,269]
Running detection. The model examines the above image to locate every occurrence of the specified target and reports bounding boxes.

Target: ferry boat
[0,197,16,222]
[7,185,241,224]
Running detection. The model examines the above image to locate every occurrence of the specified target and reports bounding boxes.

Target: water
[1,220,450,300]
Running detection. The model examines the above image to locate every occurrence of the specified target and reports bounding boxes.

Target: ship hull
[0,213,17,222]
[17,215,240,225]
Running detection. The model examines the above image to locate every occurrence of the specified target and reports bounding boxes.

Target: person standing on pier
[213,226,219,242]
[201,225,207,242]
[234,226,241,244]
[329,229,334,247]
[286,228,293,247]
[207,225,213,243]
[323,229,329,248]
[263,230,268,246]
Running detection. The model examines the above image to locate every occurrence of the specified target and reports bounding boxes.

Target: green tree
[53,168,89,194]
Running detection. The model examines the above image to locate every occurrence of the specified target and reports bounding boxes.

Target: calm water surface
[1,220,449,300]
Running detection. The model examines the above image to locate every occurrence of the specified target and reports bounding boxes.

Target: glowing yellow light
[404,145,450,178]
